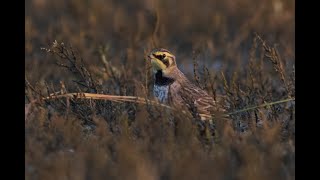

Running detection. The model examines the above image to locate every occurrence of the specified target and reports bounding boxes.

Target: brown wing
[179,83,222,120]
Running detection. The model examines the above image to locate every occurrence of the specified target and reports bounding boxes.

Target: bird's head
[147,48,177,76]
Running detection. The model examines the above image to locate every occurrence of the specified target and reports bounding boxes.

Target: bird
[147,48,227,122]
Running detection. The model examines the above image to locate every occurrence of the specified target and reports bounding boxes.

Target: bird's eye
[154,54,166,60]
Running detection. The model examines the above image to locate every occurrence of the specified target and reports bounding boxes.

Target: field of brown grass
[25,0,295,179]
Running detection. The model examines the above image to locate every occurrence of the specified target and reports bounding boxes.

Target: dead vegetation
[25,0,295,179]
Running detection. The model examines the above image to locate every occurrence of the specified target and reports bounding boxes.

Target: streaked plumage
[147,48,226,121]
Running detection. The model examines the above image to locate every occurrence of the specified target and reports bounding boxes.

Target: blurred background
[25,0,294,83]
[25,0,295,179]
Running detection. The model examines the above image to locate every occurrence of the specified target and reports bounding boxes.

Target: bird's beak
[147,54,154,60]
[147,53,166,71]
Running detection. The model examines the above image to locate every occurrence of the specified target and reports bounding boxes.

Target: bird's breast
[153,85,170,103]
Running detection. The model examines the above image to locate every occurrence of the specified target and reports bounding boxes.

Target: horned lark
[147,48,226,121]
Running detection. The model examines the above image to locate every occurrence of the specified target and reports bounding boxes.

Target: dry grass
[25,0,295,179]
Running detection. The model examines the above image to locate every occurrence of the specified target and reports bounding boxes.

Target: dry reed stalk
[26,91,294,120]
[29,92,174,111]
